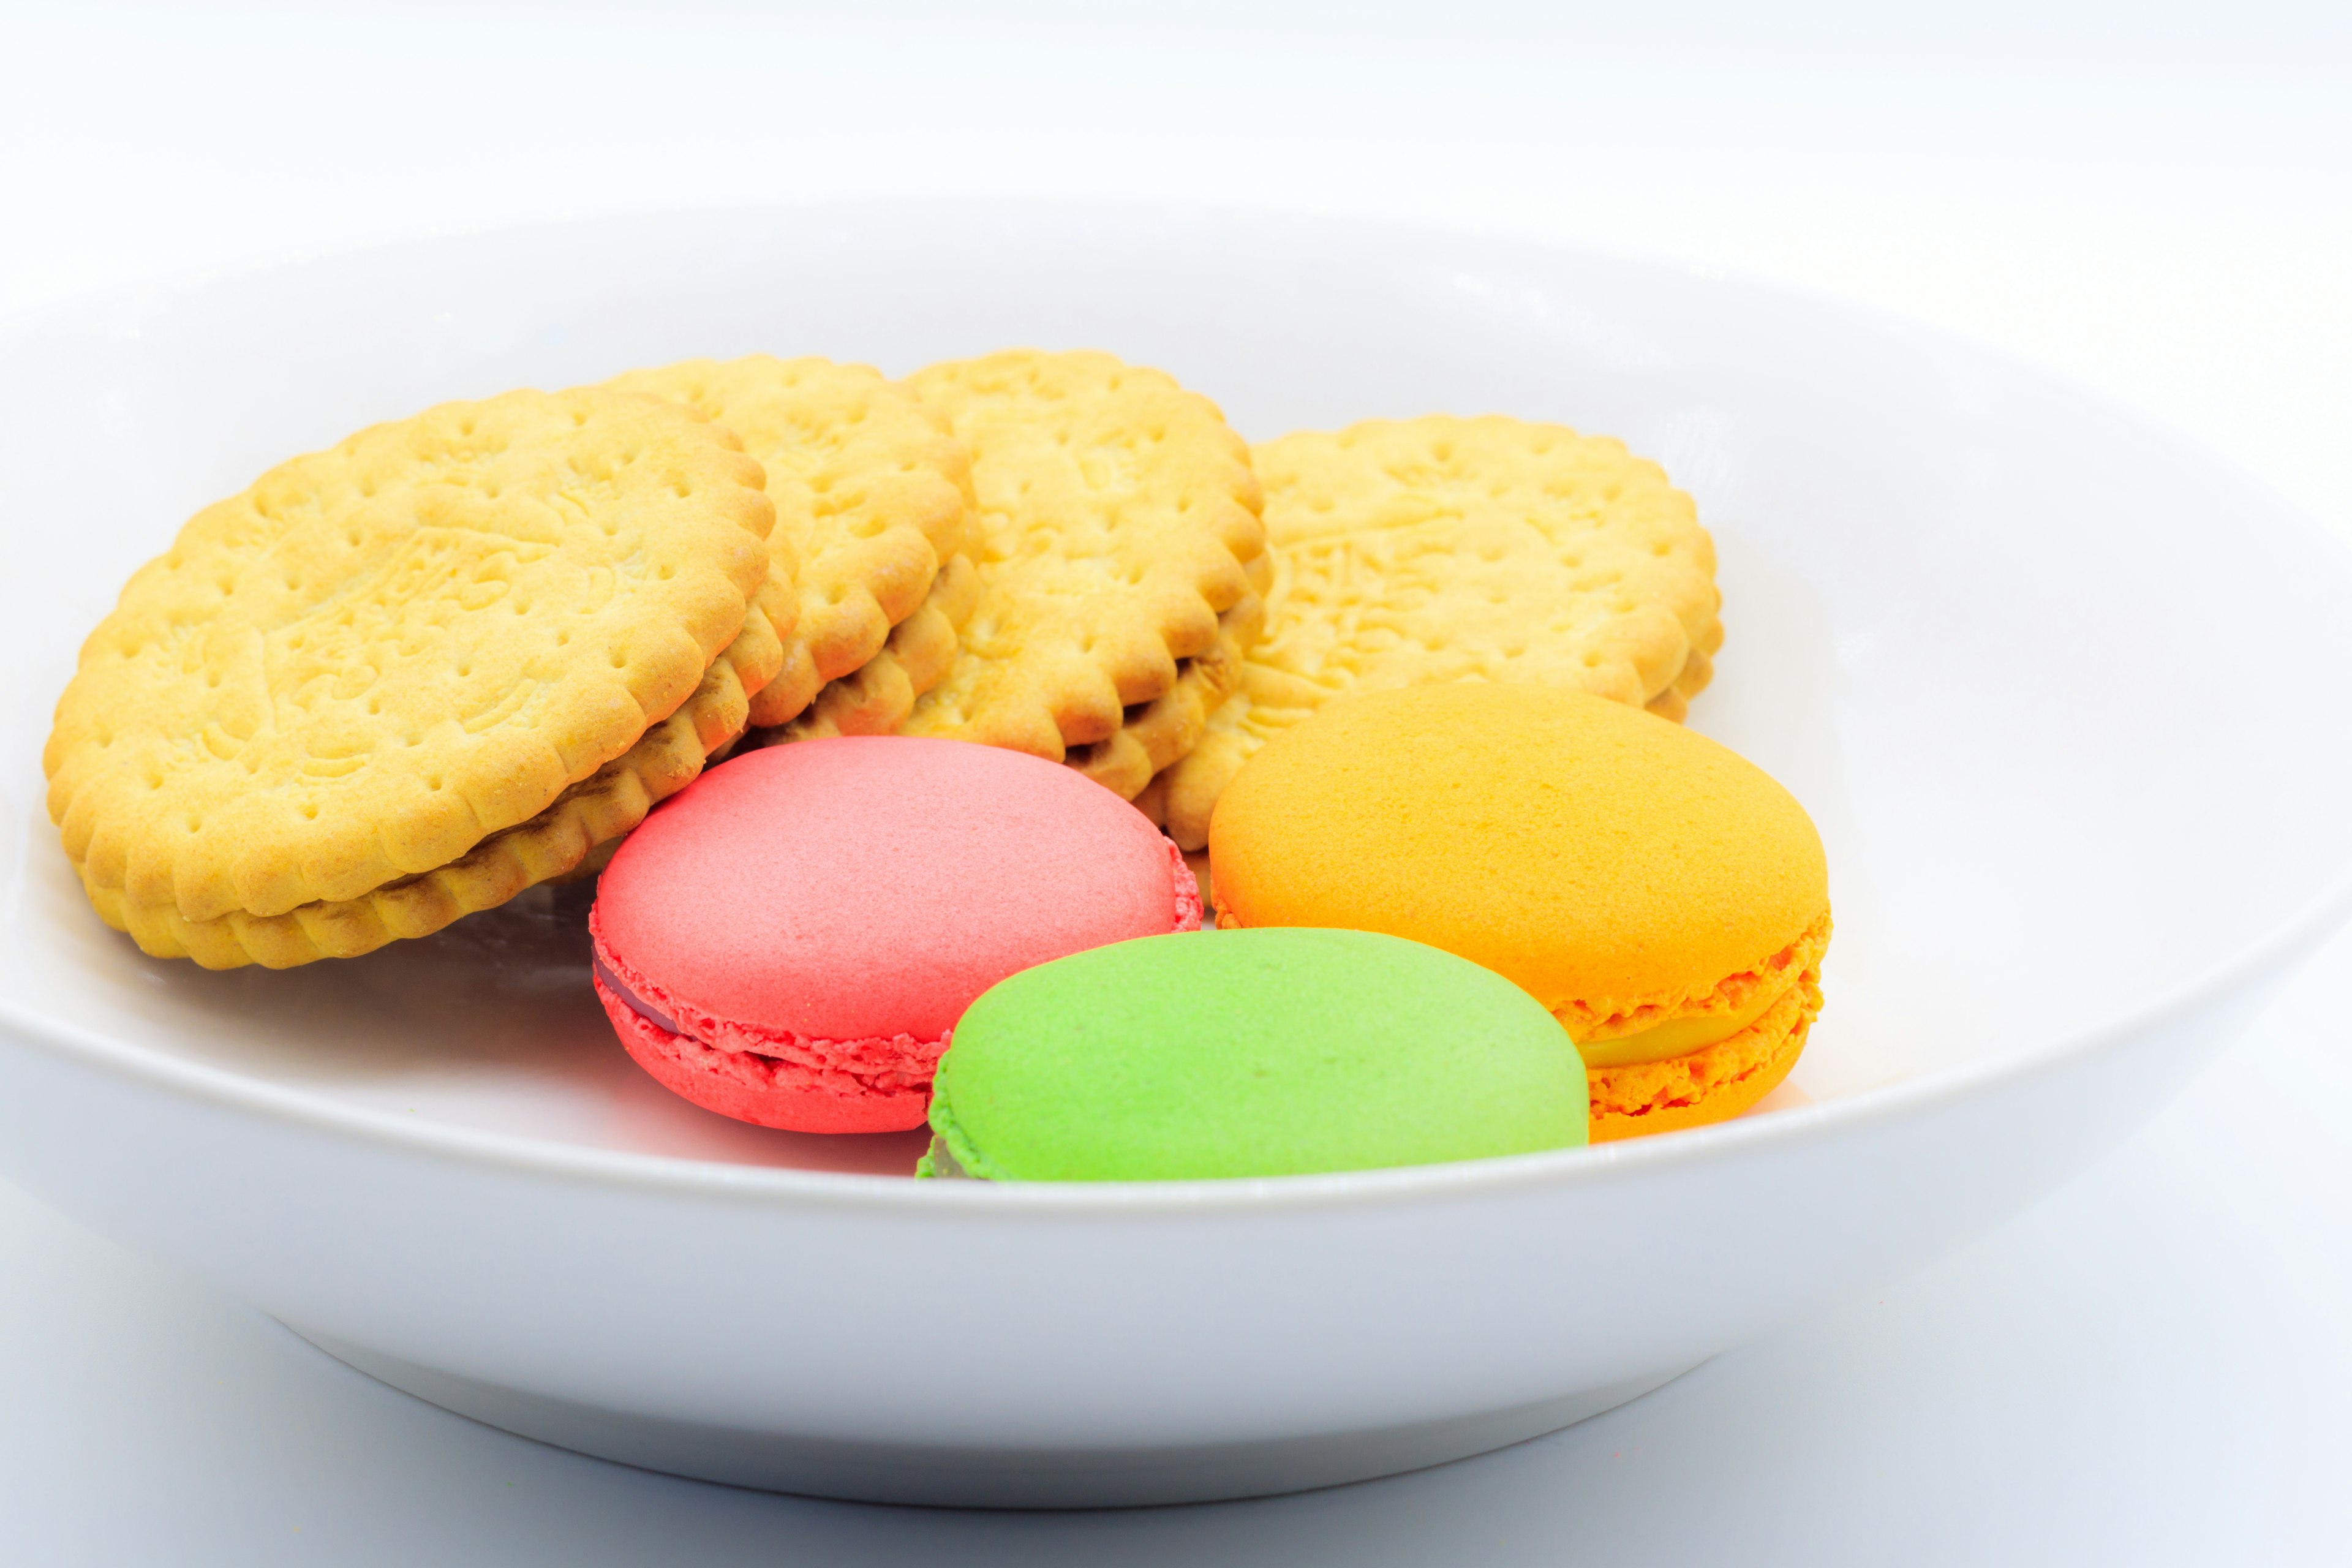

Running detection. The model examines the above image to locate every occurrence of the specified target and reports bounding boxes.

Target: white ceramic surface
[0,203,2348,1509]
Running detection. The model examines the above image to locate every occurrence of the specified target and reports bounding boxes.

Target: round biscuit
[894,350,1267,797]
[45,386,776,925]
[93,606,785,968]
[763,551,982,742]
[604,356,974,728]
[1156,414,1718,848]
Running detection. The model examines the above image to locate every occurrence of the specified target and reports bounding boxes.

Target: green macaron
[921,927,1588,1182]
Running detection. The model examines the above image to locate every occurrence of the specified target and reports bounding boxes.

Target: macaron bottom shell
[1586,966,1822,1142]
[595,975,940,1135]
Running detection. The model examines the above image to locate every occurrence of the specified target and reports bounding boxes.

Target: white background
[4,3,2351,1561]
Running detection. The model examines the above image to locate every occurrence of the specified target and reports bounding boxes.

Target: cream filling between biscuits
[1569,974,1793,1070]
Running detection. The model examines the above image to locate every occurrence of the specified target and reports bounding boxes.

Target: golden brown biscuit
[605,356,974,729]
[1152,415,1718,848]
[1059,584,1262,799]
[894,350,1266,796]
[47,386,778,965]
[765,552,981,742]
[96,614,783,967]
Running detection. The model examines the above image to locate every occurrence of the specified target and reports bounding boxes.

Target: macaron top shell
[929,927,1588,1181]
[593,736,1196,1046]
[1208,685,1828,1022]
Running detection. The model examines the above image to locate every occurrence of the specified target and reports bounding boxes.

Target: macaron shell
[929,927,1588,1181]
[594,736,1196,1044]
[1208,685,1829,1020]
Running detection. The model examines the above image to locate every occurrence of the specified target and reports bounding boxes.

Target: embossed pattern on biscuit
[1153,415,1719,848]
[894,350,1266,794]
[45,386,775,935]
[96,606,785,968]
[606,356,975,729]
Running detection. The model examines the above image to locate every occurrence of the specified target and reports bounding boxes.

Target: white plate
[0,203,2347,1509]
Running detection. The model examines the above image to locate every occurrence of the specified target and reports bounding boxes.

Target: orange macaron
[1207,685,1829,1141]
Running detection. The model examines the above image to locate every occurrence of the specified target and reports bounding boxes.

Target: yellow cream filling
[1570,976,1792,1069]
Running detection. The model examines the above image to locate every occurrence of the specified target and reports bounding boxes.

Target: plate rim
[6,196,2351,1213]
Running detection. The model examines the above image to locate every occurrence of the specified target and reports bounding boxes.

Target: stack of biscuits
[45,350,1719,969]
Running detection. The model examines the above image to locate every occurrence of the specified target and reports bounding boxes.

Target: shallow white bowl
[0,203,2347,1509]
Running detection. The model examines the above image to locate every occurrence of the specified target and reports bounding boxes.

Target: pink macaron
[589,736,1202,1134]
